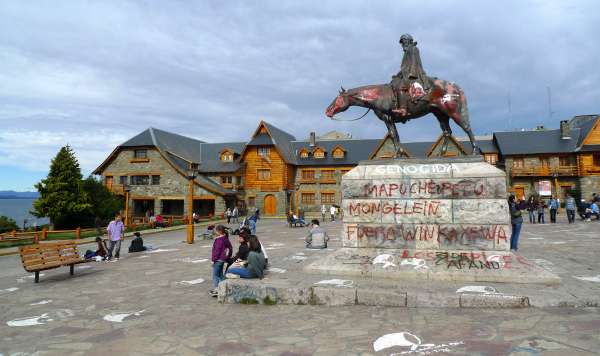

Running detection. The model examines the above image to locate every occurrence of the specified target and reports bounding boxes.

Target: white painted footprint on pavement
[456,285,498,294]
[103,310,145,323]
[176,278,205,285]
[574,275,600,283]
[7,313,53,327]
[314,279,354,288]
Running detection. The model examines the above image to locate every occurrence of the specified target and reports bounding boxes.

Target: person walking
[210,225,232,297]
[537,199,546,224]
[526,196,537,224]
[232,206,239,223]
[549,196,559,223]
[106,214,125,261]
[508,195,523,251]
[321,204,327,222]
[565,195,576,224]
[225,208,232,224]
[330,205,336,222]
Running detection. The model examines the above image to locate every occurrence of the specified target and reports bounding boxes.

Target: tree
[32,145,92,229]
[0,215,18,233]
[81,176,123,226]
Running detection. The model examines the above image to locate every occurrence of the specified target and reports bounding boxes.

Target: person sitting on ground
[239,227,269,266]
[226,232,250,271]
[209,225,232,297]
[306,219,329,249]
[128,232,147,253]
[96,237,108,259]
[226,235,266,279]
[588,200,600,221]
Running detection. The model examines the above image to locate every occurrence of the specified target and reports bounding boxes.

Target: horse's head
[325,87,351,118]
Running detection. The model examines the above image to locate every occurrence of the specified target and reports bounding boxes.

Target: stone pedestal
[305,157,560,285]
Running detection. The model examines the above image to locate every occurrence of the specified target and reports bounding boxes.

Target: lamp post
[294,183,301,216]
[187,163,199,244]
[123,183,131,227]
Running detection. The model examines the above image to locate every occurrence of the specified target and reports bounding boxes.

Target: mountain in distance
[0,191,40,199]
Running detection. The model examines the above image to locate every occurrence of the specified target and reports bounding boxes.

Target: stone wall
[341,158,511,251]
[244,189,288,216]
[295,167,348,217]
[580,176,600,200]
[102,148,225,216]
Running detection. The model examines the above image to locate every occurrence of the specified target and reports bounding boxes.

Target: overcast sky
[1,1,598,190]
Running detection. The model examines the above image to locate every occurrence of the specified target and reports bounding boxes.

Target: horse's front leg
[376,111,404,158]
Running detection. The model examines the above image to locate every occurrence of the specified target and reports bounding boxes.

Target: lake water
[0,199,49,228]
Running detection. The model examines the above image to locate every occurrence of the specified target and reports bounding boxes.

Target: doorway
[264,194,277,216]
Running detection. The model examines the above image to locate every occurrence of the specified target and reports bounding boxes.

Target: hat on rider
[399,34,414,45]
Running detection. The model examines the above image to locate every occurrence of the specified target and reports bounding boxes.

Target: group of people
[85,213,150,261]
[522,196,560,224]
[321,204,340,222]
[225,207,240,224]
[209,225,268,297]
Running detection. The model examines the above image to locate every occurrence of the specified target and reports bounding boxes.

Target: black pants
[227,216,231,223]
[550,209,557,223]
[567,209,575,223]
[537,213,545,223]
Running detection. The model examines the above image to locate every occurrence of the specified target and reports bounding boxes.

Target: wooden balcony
[511,166,578,177]
[105,183,125,194]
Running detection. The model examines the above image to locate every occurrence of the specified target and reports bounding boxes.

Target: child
[210,225,232,297]
[537,200,546,224]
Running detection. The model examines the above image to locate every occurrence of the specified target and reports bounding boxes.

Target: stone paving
[1,217,599,355]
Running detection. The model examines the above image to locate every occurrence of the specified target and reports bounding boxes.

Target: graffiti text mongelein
[365,180,484,198]
[348,200,442,217]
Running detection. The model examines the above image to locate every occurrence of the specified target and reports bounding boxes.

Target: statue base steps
[304,248,561,285]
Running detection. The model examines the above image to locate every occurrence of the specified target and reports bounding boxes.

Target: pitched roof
[494,128,581,155]
[262,121,297,163]
[292,139,381,165]
[570,115,599,147]
[198,142,246,173]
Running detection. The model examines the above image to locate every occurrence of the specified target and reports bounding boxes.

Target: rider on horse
[390,34,431,118]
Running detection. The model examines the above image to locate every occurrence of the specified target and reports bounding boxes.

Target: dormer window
[134,149,147,159]
[220,149,234,162]
[299,148,309,159]
[313,147,325,159]
[332,146,345,159]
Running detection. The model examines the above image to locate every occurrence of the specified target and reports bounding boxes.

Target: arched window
[220,149,234,162]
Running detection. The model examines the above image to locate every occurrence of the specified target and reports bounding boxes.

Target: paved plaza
[1,217,599,355]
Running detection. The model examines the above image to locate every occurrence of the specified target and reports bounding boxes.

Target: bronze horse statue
[325,78,480,157]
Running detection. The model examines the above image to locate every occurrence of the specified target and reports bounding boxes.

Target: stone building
[94,115,600,221]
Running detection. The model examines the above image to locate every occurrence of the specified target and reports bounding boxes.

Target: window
[119,175,127,185]
[257,169,271,181]
[221,151,234,161]
[299,149,309,159]
[134,149,147,159]
[594,154,600,166]
[559,156,572,167]
[484,154,497,165]
[105,176,114,187]
[258,147,270,157]
[341,169,351,175]
[320,169,335,180]
[321,192,335,204]
[313,148,325,159]
[513,158,524,169]
[248,197,256,207]
[131,175,149,185]
[152,175,160,185]
[539,157,550,168]
[301,192,315,205]
[221,176,232,184]
[301,169,315,180]
[332,147,345,159]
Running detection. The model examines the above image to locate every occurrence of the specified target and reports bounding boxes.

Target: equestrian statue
[325,34,480,157]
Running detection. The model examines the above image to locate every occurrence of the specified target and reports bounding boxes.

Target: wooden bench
[19,242,91,283]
